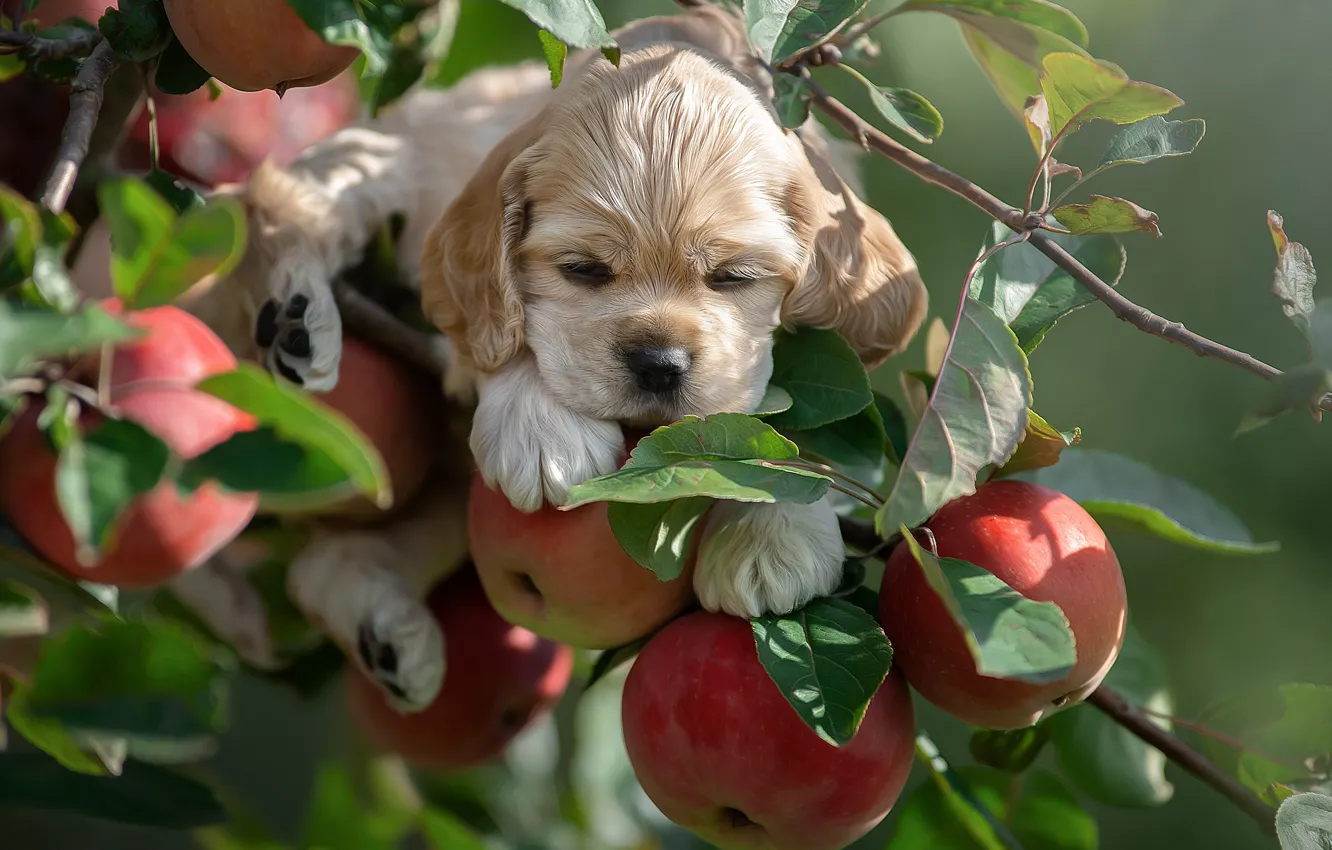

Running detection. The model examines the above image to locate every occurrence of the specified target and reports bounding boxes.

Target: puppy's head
[423,39,927,425]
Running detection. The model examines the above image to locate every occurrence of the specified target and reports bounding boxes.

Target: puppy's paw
[470,364,624,512]
[694,497,844,618]
[287,533,444,710]
[254,275,342,392]
[168,558,278,670]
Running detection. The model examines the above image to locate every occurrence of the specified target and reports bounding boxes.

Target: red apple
[346,568,575,771]
[467,447,698,649]
[878,479,1128,730]
[266,336,441,519]
[162,0,360,94]
[0,304,259,588]
[621,611,917,850]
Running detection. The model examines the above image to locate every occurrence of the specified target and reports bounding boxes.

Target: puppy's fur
[189,5,927,682]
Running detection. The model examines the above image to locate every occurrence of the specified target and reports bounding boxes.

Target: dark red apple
[621,611,917,850]
[878,479,1128,730]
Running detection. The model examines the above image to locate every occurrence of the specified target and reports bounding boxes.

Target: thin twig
[802,78,1331,410]
[0,29,101,60]
[38,39,122,216]
[833,6,907,56]
[1088,687,1275,833]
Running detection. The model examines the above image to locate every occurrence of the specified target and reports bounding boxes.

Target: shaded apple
[345,567,574,771]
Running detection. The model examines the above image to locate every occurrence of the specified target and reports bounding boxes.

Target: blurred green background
[3,0,1328,847]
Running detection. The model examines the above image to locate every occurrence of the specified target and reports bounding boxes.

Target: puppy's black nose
[626,346,691,394]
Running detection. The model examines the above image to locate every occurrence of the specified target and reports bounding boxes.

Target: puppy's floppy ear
[421,117,544,373]
[781,137,929,370]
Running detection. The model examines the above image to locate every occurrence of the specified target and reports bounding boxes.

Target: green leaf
[1097,115,1206,171]
[195,363,391,509]
[1013,447,1280,555]
[1052,195,1161,237]
[1048,622,1176,808]
[31,207,79,313]
[283,0,394,75]
[772,71,814,129]
[98,177,247,309]
[0,752,228,829]
[1236,363,1332,436]
[607,497,711,581]
[901,0,1088,46]
[26,619,232,757]
[888,760,1097,850]
[53,418,172,566]
[876,392,909,466]
[367,29,430,117]
[1277,793,1332,850]
[4,682,118,775]
[765,327,874,430]
[0,183,41,291]
[497,0,617,52]
[970,723,1052,774]
[841,64,944,143]
[177,426,350,502]
[98,0,171,60]
[745,0,869,64]
[537,29,567,87]
[420,809,488,850]
[301,762,407,850]
[790,401,888,491]
[957,14,1094,117]
[877,298,1032,534]
[564,413,831,507]
[0,542,120,624]
[898,530,1077,683]
[0,578,46,637]
[1268,210,1319,340]
[753,383,795,416]
[1200,684,1332,803]
[145,168,206,215]
[993,409,1080,477]
[154,35,212,96]
[1040,52,1184,145]
[751,596,893,747]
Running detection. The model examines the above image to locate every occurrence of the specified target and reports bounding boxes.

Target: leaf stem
[1135,705,1308,773]
[916,731,1027,850]
[785,458,884,506]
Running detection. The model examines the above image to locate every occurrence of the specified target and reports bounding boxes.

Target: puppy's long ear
[782,137,929,369]
[420,117,544,373]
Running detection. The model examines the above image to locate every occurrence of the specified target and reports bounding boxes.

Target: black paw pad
[255,300,279,348]
[280,327,311,358]
[286,294,309,318]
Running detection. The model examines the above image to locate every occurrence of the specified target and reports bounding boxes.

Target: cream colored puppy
[192,5,926,656]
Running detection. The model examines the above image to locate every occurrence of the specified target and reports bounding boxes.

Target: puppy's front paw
[694,497,845,618]
[470,367,624,512]
[254,275,342,392]
[287,533,444,710]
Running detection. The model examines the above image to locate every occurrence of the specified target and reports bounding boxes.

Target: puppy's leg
[693,497,845,618]
[195,128,421,391]
[286,480,469,711]
[470,355,624,512]
[165,538,282,670]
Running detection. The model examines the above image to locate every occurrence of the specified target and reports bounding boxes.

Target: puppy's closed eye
[708,265,767,290]
[559,259,615,286]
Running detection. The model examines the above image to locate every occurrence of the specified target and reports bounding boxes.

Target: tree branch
[333,280,450,377]
[0,29,101,61]
[801,78,1327,408]
[1087,687,1275,834]
[38,38,123,216]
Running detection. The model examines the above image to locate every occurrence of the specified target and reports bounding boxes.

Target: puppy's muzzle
[625,345,692,395]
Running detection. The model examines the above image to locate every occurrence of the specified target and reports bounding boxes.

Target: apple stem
[1087,687,1276,833]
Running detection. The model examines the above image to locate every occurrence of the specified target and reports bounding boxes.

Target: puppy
[192,6,926,649]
